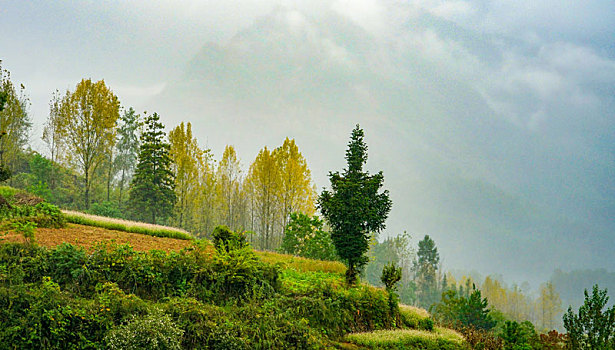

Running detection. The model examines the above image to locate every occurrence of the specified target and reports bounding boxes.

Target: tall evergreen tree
[414,235,441,308]
[318,124,392,285]
[114,107,141,207]
[128,113,175,224]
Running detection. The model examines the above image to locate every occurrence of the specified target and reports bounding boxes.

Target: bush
[0,163,11,183]
[0,277,111,349]
[399,305,430,329]
[457,326,502,350]
[538,330,566,350]
[212,225,246,252]
[211,239,279,302]
[0,199,65,229]
[432,288,496,331]
[419,317,435,331]
[274,282,398,339]
[280,212,338,261]
[0,186,17,199]
[499,320,539,350]
[381,262,402,313]
[104,311,183,350]
[88,201,124,219]
[12,220,36,244]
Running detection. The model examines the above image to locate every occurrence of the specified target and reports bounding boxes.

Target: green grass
[280,269,345,295]
[0,186,18,199]
[256,250,346,274]
[345,327,468,350]
[399,304,431,329]
[63,211,194,241]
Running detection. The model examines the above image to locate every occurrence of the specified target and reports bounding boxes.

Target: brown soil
[2,223,193,252]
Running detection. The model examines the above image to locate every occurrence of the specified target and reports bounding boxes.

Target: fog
[1,0,613,288]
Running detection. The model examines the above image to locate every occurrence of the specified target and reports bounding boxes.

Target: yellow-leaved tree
[245,146,280,250]
[57,78,119,209]
[43,90,64,189]
[537,281,562,331]
[215,145,245,232]
[195,147,217,237]
[273,137,316,236]
[169,122,202,230]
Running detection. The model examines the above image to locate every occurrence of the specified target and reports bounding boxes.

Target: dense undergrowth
[0,186,66,230]
[0,237,413,349]
[0,187,467,349]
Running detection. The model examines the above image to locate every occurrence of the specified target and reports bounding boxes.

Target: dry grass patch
[63,210,193,240]
[346,327,467,349]
[255,250,346,274]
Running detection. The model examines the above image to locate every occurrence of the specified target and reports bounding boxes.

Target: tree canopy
[414,235,441,308]
[318,124,392,285]
[128,113,175,224]
[55,78,119,208]
[563,284,615,349]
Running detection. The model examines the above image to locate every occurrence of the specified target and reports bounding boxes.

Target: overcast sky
[1,0,614,288]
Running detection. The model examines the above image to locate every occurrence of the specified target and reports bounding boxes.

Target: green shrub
[12,220,36,244]
[95,282,150,323]
[0,239,425,348]
[212,224,246,252]
[104,311,184,350]
[381,262,402,314]
[0,200,65,229]
[49,243,87,288]
[0,277,111,349]
[211,240,279,302]
[34,202,66,228]
[0,186,17,199]
[236,301,322,349]
[280,212,338,261]
[0,164,11,183]
[419,317,435,331]
[88,201,124,219]
[0,242,49,285]
[399,305,430,329]
[163,297,232,349]
[274,282,398,339]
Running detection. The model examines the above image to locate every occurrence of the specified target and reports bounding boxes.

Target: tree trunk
[84,170,90,209]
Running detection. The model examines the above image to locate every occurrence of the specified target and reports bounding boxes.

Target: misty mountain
[551,269,615,310]
[153,6,614,286]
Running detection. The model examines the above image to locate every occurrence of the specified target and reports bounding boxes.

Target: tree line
[1,71,315,251]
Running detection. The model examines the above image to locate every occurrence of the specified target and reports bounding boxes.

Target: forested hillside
[1,56,614,349]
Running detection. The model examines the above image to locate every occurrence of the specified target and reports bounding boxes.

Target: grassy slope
[63,210,194,240]
[5,213,465,349]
